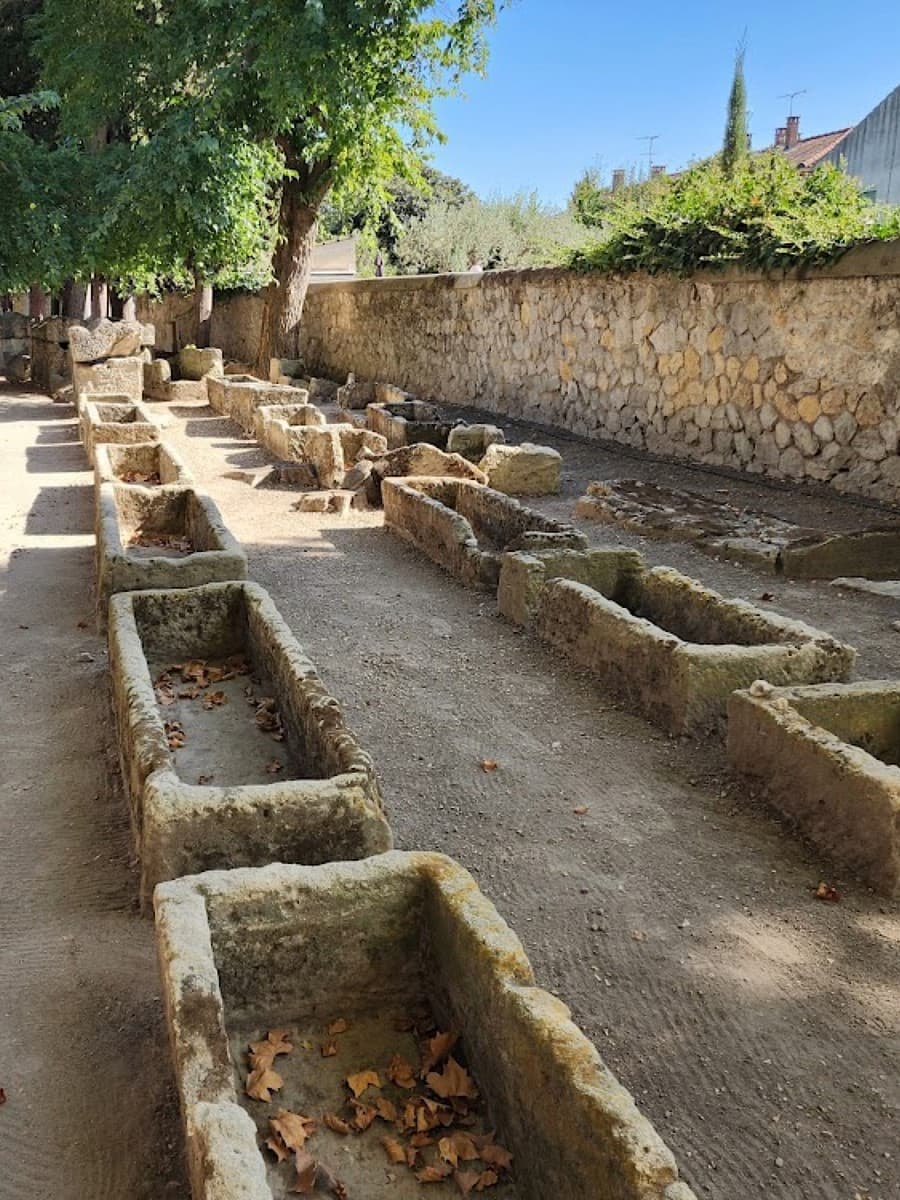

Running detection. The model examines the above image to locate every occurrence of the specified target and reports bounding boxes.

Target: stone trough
[383,477,587,590]
[512,563,855,735]
[367,399,459,450]
[498,546,645,629]
[79,396,161,466]
[255,405,387,488]
[94,440,194,492]
[208,375,310,434]
[728,680,900,895]
[110,581,390,906]
[155,851,697,1200]
[95,483,247,623]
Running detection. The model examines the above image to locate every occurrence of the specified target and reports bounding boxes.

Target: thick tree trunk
[193,279,213,348]
[257,177,318,373]
[62,280,88,319]
[121,295,137,321]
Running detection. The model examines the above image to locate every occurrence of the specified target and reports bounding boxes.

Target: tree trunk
[28,284,46,320]
[257,176,318,373]
[121,295,137,321]
[90,277,108,320]
[193,278,213,348]
[63,280,88,319]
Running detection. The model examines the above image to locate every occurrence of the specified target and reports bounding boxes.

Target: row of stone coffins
[380,475,899,898]
[72,354,700,1200]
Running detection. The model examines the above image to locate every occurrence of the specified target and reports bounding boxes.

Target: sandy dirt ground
[1,380,898,1200]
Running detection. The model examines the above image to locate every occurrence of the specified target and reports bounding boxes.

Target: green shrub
[568,153,900,275]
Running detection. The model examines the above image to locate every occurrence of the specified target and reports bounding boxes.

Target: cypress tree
[722,46,748,174]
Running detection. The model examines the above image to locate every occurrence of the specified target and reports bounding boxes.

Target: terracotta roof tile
[778,128,853,169]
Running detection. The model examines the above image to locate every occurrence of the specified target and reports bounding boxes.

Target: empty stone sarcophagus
[728,680,900,895]
[79,396,160,466]
[95,483,247,624]
[110,581,391,907]
[383,477,587,591]
[155,851,697,1200]
[512,562,855,735]
[367,399,460,451]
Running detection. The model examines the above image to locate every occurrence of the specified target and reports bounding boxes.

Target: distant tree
[722,45,748,175]
[37,0,497,367]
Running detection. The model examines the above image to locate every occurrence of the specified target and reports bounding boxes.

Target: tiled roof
[778,128,853,169]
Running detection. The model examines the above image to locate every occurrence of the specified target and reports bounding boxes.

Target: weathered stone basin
[110,582,390,906]
[155,851,696,1200]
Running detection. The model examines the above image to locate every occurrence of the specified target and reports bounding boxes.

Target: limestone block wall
[298,242,900,506]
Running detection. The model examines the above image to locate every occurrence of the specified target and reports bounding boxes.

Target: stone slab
[728,681,900,895]
[110,581,390,907]
[178,346,224,381]
[478,442,561,496]
[831,577,900,599]
[531,565,856,735]
[576,479,900,580]
[383,477,587,591]
[208,375,309,433]
[95,482,247,624]
[154,851,696,1200]
[68,317,154,362]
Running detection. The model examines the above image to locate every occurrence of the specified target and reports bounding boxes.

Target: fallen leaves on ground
[246,1064,283,1103]
[121,470,161,485]
[815,881,842,902]
[201,689,227,710]
[256,697,285,740]
[321,1040,338,1058]
[573,805,589,815]
[269,1109,317,1153]
[425,1057,478,1101]
[164,719,185,750]
[254,1025,512,1195]
[128,531,193,553]
[478,759,498,773]
[346,1069,381,1097]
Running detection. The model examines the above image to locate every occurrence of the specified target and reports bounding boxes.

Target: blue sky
[430,0,900,206]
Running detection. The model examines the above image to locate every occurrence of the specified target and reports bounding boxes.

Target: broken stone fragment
[5,352,30,383]
[478,442,562,496]
[367,443,487,505]
[446,422,505,462]
[177,346,224,381]
[68,318,154,363]
[268,357,305,383]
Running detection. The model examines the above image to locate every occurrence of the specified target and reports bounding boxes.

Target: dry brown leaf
[409,1132,434,1148]
[475,1168,499,1191]
[573,805,589,815]
[289,1149,318,1195]
[264,1134,289,1162]
[387,1053,417,1089]
[327,1018,348,1035]
[455,1170,481,1195]
[270,1109,316,1152]
[246,1065,283,1102]
[181,660,208,683]
[249,1029,293,1070]
[479,1140,513,1171]
[815,881,841,903]
[438,1132,479,1166]
[417,1162,453,1183]
[202,689,227,710]
[426,1057,478,1101]
[382,1136,407,1165]
[349,1100,377,1131]
[375,1097,398,1123]
[421,1030,458,1075]
[197,774,214,785]
[321,1040,338,1058]
[164,720,185,750]
[266,759,284,774]
[345,1068,381,1097]
[323,1113,353,1136]
[478,759,498,772]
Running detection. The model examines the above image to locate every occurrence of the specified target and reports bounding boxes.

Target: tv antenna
[637,134,660,173]
[778,89,807,116]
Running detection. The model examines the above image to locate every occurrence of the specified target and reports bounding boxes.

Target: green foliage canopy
[722,47,748,175]
[569,153,900,276]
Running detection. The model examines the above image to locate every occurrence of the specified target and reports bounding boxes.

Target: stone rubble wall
[298,242,900,506]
